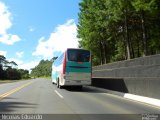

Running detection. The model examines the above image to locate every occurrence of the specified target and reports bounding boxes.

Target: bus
[52,48,91,89]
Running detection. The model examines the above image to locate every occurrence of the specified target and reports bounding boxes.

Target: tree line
[0,55,29,80]
[30,59,55,78]
[77,0,160,65]
[0,55,56,80]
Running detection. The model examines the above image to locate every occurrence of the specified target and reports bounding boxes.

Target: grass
[40,76,51,80]
[0,76,51,84]
[0,80,19,84]
[0,79,32,84]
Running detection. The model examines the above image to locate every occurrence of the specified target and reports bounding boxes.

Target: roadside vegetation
[30,57,57,78]
[0,55,57,81]
[30,60,52,78]
[78,0,160,65]
[0,55,30,80]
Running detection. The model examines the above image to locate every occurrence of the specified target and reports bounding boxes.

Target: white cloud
[32,19,79,59]
[18,61,39,72]
[0,1,21,45]
[16,51,24,58]
[0,50,7,57]
[8,57,39,72]
[0,34,21,45]
[0,2,12,35]
[8,58,23,65]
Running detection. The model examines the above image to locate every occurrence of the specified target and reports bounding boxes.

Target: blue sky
[0,0,80,71]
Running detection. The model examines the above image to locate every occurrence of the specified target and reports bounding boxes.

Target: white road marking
[54,90,64,99]
[124,93,160,108]
[102,93,160,110]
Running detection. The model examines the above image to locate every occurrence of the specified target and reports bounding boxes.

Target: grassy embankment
[0,79,31,84]
[0,76,51,84]
[39,76,51,80]
[0,80,19,84]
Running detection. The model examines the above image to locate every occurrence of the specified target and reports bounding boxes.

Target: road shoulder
[86,86,160,108]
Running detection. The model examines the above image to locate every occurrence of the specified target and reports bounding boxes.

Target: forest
[30,60,52,78]
[0,55,29,80]
[77,0,160,65]
[0,55,56,80]
[30,57,57,78]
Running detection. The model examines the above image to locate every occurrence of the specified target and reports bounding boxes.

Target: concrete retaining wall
[92,54,160,99]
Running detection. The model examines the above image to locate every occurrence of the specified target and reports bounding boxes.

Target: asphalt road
[0,78,160,120]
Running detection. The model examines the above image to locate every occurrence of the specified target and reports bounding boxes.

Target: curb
[124,93,160,107]
[86,86,160,108]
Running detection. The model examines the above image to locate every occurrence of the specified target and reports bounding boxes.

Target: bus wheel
[57,79,62,89]
[78,86,82,90]
[57,79,59,88]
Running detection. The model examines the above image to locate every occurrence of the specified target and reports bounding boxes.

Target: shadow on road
[55,78,129,94]
[62,86,106,93]
[92,78,129,93]
[0,98,37,113]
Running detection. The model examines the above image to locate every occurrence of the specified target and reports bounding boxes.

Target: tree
[78,0,115,65]
[30,59,52,77]
[5,67,21,80]
[18,69,30,79]
[78,0,160,65]
[0,55,28,80]
[0,55,8,65]
[132,0,159,56]
[0,55,8,79]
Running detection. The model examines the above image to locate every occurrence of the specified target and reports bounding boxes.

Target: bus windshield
[67,49,90,62]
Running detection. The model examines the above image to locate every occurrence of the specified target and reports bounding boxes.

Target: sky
[0,0,81,71]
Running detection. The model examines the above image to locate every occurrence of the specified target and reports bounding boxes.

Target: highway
[0,78,160,120]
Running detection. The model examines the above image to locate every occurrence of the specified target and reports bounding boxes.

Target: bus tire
[57,79,62,89]
[57,79,59,88]
[78,85,82,90]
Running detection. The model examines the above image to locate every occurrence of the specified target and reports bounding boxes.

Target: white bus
[51,48,91,88]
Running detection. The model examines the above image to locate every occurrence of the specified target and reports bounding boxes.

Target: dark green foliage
[78,0,160,65]
[0,55,30,80]
[18,69,30,79]
[30,60,52,78]
[5,67,21,80]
